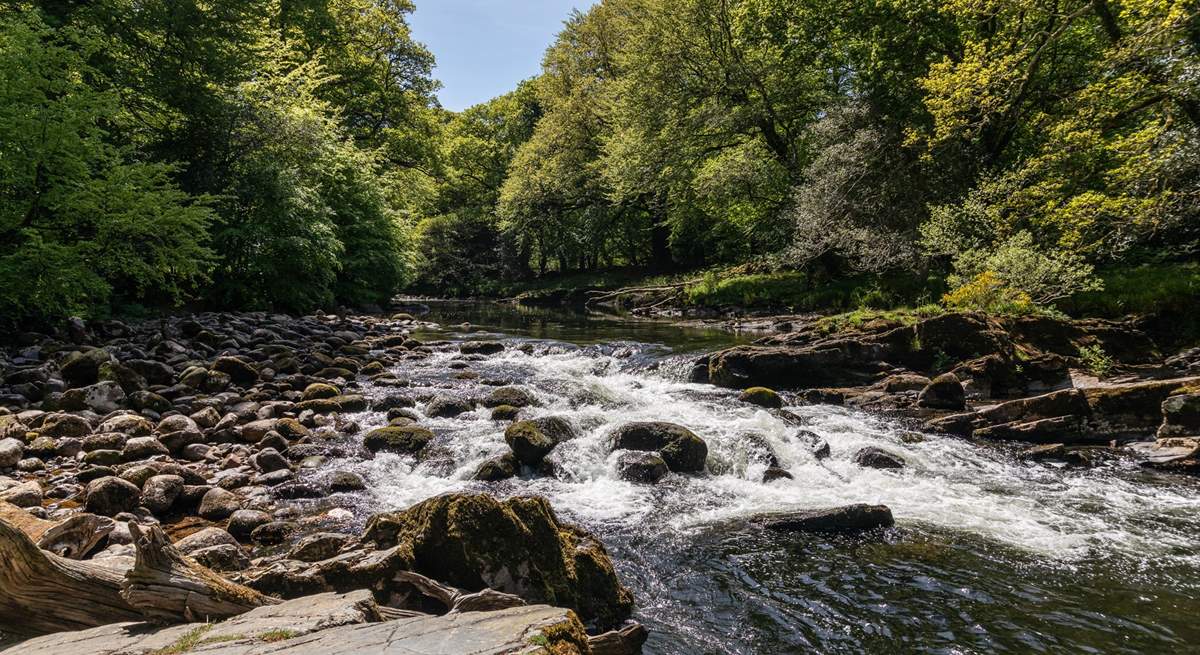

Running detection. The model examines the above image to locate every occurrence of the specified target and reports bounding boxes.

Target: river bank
[1,303,1199,653]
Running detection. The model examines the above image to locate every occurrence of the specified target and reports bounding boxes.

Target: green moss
[151,625,213,655]
[738,387,782,408]
[363,425,434,454]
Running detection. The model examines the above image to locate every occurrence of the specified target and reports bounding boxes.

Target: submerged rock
[759,504,895,533]
[616,451,669,484]
[473,452,518,481]
[363,425,434,455]
[363,492,633,630]
[853,446,906,470]
[738,386,783,408]
[504,417,576,466]
[610,421,708,473]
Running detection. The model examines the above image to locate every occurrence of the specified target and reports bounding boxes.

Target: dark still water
[347,301,1200,653]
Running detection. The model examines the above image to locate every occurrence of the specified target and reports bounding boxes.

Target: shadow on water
[359,301,1200,654]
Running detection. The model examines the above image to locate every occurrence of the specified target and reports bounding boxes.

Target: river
[332,302,1200,654]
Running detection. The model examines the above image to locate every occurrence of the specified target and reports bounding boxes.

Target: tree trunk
[121,522,281,623]
[0,500,112,559]
[0,518,143,637]
[391,570,526,613]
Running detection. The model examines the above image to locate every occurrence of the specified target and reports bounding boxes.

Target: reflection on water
[336,302,1200,653]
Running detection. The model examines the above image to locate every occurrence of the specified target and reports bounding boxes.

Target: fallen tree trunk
[392,570,527,613]
[0,518,142,637]
[122,522,281,623]
[0,500,112,559]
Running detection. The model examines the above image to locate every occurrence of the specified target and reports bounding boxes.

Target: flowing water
[333,302,1200,654]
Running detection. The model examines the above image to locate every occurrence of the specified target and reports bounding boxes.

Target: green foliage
[1078,344,1115,378]
[940,232,1103,313]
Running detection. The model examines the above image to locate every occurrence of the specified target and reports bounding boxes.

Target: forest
[2,0,1198,322]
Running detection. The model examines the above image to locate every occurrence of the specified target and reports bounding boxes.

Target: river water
[337,302,1200,654]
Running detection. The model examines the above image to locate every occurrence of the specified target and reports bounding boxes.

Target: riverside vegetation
[3,0,1200,653]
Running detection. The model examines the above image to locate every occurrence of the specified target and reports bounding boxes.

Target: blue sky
[409,0,596,111]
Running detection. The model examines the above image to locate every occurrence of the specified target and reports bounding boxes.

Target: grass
[258,629,301,643]
[151,625,213,655]
[149,626,302,654]
[1062,262,1200,318]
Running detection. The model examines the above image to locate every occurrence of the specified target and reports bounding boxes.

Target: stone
[504,417,576,466]
[85,476,141,516]
[60,348,113,388]
[917,373,966,410]
[37,413,91,439]
[241,419,278,443]
[759,504,895,533]
[212,356,259,385]
[327,470,366,492]
[616,451,669,484]
[288,532,353,562]
[363,425,434,455]
[460,341,504,355]
[251,520,297,545]
[473,453,518,482]
[301,383,341,401]
[738,387,783,409]
[122,436,170,461]
[198,487,241,520]
[490,405,521,421]
[1159,392,1200,438]
[425,395,472,418]
[610,421,708,473]
[189,544,251,572]
[0,480,42,507]
[0,438,24,468]
[1019,443,1067,461]
[483,387,537,409]
[879,374,932,393]
[228,509,272,541]
[141,474,184,515]
[97,414,153,437]
[174,526,239,555]
[73,381,126,413]
[364,493,632,630]
[762,467,794,482]
[253,447,290,473]
[853,446,906,469]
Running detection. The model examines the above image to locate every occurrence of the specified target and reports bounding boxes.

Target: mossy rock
[504,417,576,466]
[483,386,538,408]
[301,383,340,401]
[275,418,310,440]
[738,387,782,408]
[473,452,518,481]
[363,426,434,455]
[610,421,708,473]
[491,405,522,421]
[363,493,633,630]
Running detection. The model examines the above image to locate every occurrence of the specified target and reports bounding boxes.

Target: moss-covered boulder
[483,386,538,408]
[301,383,340,401]
[504,417,576,465]
[363,493,633,630]
[490,405,521,421]
[363,426,434,455]
[610,421,708,473]
[738,387,783,408]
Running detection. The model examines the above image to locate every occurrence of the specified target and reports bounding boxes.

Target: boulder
[738,387,783,409]
[198,487,241,520]
[228,509,272,541]
[759,504,895,533]
[60,349,113,388]
[37,413,91,439]
[0,438,24,468]
[141,474,184,515]
[460,341,504,355]
[288,532,353,562]
[917,373,966,410]
[174,526,240,555]
[853,447,906,470]
[615,451,669,484]
[122,436,169,461]
[1159,392,1200,439]
[64,381,125,413]
[97,414,153,437]
[425,395,473,418]
[490,405,521,421]
[211,356,259,386]
[610,422,707,473]
[483,387,537,409]
[504,417,576,466]
[0,480,42,507]
[473,453,518,481]
[85,476,141,516]
[364,493,633,630]
[327,470,366,493]
[363,426,434,455]
[301,383,340,401]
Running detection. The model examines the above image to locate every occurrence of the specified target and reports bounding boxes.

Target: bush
[942,232,1102,312]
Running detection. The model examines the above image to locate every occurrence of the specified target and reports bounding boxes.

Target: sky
[409,0,596,112]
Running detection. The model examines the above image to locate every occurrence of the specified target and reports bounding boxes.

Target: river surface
[336,302,1200,654]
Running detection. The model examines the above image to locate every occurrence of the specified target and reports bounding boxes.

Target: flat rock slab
[758,504,895,533]
[5,598,579,655]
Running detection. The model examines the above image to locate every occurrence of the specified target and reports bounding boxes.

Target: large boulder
[363,426,434,455]
[758,504,895,533]
[504,417,575,466]
[211,356,259,386]
[483,387,537,409]
[60,349,114,388]
[610,422,707,473]
[85,476,141,516]
[363,493,633,630]
[1159,392,1200,438]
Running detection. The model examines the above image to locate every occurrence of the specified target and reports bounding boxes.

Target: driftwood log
[0,518,142,637]
[122,522,282,623]
[0,500,112,559]
[391,570,527,613]
[588,622,650,655]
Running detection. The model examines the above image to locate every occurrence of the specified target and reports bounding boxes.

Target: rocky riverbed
[1,304,1199,653]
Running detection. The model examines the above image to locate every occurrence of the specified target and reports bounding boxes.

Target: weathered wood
[0,517,142,637]
[588,622,650,655]
[121,522,281,623]
[392,570,527,613]
[0,500,112,559]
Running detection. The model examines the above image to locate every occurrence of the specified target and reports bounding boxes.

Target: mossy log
[121,522,282,623]
[0,517,142,637]
[0,500,112,559]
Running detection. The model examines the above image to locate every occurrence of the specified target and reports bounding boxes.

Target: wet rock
[738,387,783,409]
[610,422,708,473]
[460,341,504,355]
[332,394,367,412]
[473,453,518,481]
[273,481,327,500]
[490,405,521,421]
[212,356,259,386]
[327,470,366,492]
[85,476,141,516]
[364,493,633,630]
[425,395,472,418]
[288,532,353,562]
[141,474,184,515]
[253,447,290,473]
[122,436,170,461]
[917,373,966,410]
[759,504,895,533]
[301,383,340,401]
[363,425,434,455]
[483,387,537,408]
[251,520,297,545]
[853,446,906,469]
[228,509,272,541]
[762,467,794,482]
[616,451,669,484]
[1158,392,1200,439]
[504,417,575,466]
[198,487,241,520]
[26,436,58,459]
[1019,443,1067,461]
